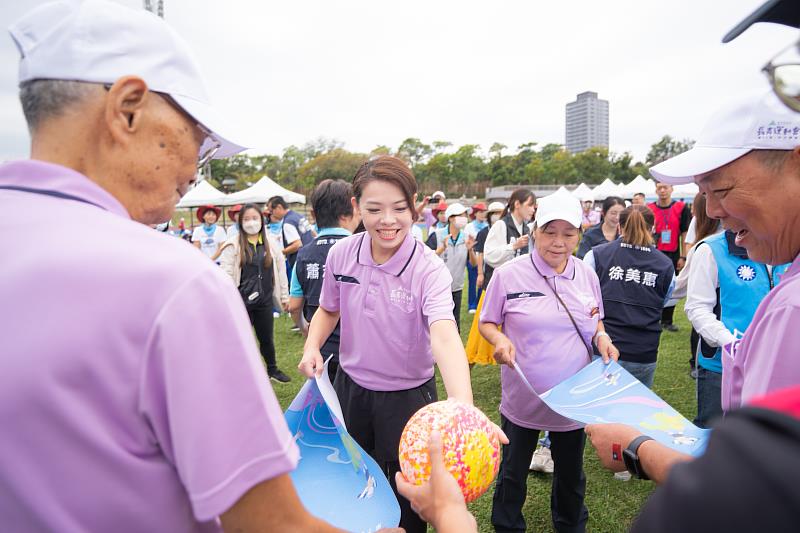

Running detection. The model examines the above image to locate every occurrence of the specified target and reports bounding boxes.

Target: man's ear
[104,76,149,145]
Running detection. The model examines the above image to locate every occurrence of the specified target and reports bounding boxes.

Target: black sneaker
[269,369,292,383]
[662,323,679,332]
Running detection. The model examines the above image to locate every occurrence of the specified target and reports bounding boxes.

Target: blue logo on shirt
[736,264,756,282]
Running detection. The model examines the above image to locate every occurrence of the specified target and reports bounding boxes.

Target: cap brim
[535,211,581,229]
[649,146,751,184]
[172,94,248,158]
[722,0,800,43]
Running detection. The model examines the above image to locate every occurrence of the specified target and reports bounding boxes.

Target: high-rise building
[565,91,609,154]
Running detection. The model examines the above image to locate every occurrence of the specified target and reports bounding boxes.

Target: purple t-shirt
[0,161,298,531]
[722,253,800,411]
[319,232,454,391]
[480,248,604,431]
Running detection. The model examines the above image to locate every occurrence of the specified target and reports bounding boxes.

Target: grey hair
[19,79,98,133]
[752,149,792,172]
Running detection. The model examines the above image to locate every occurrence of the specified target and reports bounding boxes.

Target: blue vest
[699,231,790,373]
[592,239,675,363]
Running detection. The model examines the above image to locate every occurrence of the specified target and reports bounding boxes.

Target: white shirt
[483,216,526,268]
[411,224,424,241]
[191,225,227,258]
[685,217,697,245]
[282,221,301,244]
[684,244,738,348]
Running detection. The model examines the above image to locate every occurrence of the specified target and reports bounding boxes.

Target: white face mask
[489,213,501,225]
[242,220,262,235]
[453,216,468,229]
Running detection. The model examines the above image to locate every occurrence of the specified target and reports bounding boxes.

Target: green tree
[396,138,432,167]
[296,148,366,191]
[572,146,611,184]
[645,135,695,166]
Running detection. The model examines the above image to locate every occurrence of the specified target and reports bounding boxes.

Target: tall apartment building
[565,91,609,154]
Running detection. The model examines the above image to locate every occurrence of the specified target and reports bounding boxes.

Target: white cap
[444,202,468,219]
[535,188,582,229]
[580,194,594,203]
[650,90,800,184]
[487,201,505,213]
[9,0,246,158]
[431,191,446,200]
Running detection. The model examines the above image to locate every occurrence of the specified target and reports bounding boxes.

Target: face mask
[243,220,262,235]
[489,214,500,225]
[453,216,468,229]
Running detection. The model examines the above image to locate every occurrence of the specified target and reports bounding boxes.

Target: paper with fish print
[284,363,400,532]
[532,359,710,456]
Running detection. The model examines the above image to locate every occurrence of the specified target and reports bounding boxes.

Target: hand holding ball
[398,400,501,503]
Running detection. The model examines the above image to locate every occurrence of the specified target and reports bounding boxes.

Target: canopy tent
[222,176,305,206]
[622,175,656,198]
[176,180,227,208]
[673,182,700,200]
[591,178,622,200]
[572,183,594,201]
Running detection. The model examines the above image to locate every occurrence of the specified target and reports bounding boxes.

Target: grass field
[267,295,696,532]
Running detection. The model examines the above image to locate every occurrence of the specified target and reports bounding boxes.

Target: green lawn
[267,296,695,532]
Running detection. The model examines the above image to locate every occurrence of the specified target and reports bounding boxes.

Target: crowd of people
[2,0,800,532]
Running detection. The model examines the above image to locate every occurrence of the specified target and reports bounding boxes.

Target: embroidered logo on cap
[736,264,756,282]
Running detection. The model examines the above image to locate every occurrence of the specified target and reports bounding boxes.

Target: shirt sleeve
[685,244,737,347]
[680,204,692,234]
[216,226,227,242]
[139,268,298,521]
[283,222,301,244]
[191,227,203,243]
[421,260,456,326]
[289,263,303,297]
[483,220,514,267]
[582,249,596,270]
[318,243,341,312]
[685,217,697,244]
[479,268,506,326]
[474,228,488,254]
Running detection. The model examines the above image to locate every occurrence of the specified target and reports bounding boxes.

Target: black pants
[334,369,437,533]
[492,416,588,533]
[247,306,277,373]
[452,290,463,332]
[689,327,699,369]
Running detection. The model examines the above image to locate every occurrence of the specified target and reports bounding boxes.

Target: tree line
[207,135,694,198]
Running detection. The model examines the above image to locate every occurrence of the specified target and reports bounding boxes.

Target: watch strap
[624,435,654,480]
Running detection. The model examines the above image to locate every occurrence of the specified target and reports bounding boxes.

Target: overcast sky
[1,0,796,164]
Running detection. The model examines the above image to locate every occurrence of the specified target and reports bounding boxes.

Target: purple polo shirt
[480,249,604,431]
[0,160,298,531]
[319,232,454,391]
[723,253,800,411]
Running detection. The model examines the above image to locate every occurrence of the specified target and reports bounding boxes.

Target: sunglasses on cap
[763,38,800,113]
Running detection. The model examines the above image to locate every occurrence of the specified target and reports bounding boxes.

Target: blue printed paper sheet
[534,359,711,456]
[284,364,400,532]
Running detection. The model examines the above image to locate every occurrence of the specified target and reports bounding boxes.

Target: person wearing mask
[426,200,449,246]
[464,202,488,314]
[576,196,625,259]
[192,204,227,261]
[583,206,676,391]
[435,203,470,332]
[298,156,505,533]
[580,196,600,231]
[288,179,360,383]
[220,205,291,384]
[648,182,692,332]
[226,204,242,238]
[685,229,790,428]
[465,201,505,366]
[0,2,372,530]
[479,189,619,533]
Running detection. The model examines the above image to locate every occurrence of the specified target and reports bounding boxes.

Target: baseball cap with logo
[722,0,800,43]
[534,188,582,229]
[8,0,246,159]
[650,90,800,185]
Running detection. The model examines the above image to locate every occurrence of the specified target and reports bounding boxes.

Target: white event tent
[591,178,621,200]
[572,183,594,200]
[622,175,656,198]
[222,176,305,206]
[176,180,227,208]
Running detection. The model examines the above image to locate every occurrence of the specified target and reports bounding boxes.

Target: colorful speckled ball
[398,399,500,503]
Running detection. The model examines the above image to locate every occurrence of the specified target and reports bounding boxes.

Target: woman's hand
[476,273,484,289]
[298,346,324,378]
[465,235,475,251]
[492,334,516,368]
[596,335,620,364]
[512,235,529,250]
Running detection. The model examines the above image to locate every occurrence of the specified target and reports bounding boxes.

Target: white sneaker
[529,446,554,474]
[273,311,280,318]
[468,309,477,314]
[614,471,632,481]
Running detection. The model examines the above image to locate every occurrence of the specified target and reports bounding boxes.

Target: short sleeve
[191,227,203,243]
[318,244,341,312]
[283,223,301,244]
[139,268,298,521]
[680,205,692,234]
[475,228,488,254]
[289,264,303,297]
[421,261,455,326]
[479,269,506,325]
[216,226,227,242]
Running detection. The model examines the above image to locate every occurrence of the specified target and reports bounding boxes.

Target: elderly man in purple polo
[0,2,404,532]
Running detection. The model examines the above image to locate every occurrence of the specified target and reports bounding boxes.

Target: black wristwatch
[623,435,654,480]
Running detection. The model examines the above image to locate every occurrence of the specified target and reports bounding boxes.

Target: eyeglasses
[763,39,800,113]
[103,84,222,177]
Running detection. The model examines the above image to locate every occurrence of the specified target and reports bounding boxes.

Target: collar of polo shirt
[356,232,418,276]
[531,247,576,280]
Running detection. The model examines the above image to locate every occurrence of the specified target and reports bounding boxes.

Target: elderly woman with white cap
[435,202,470,331]
[478,189,619,533]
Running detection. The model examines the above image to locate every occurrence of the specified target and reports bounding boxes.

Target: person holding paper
[478,188,619,533]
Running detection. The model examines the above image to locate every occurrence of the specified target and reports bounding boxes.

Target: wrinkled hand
[512,235,529,250]
[596,336,620,364]
[298,346,324,378]
[492,334,516,368]
[585,423,643,472]
[476,273,484,289]
[395,431,474,530]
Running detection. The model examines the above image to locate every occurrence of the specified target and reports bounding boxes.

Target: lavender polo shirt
[319,232,454,391]
[0,161,298,531]
[480,249,604,431]
[722,253,800,411]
